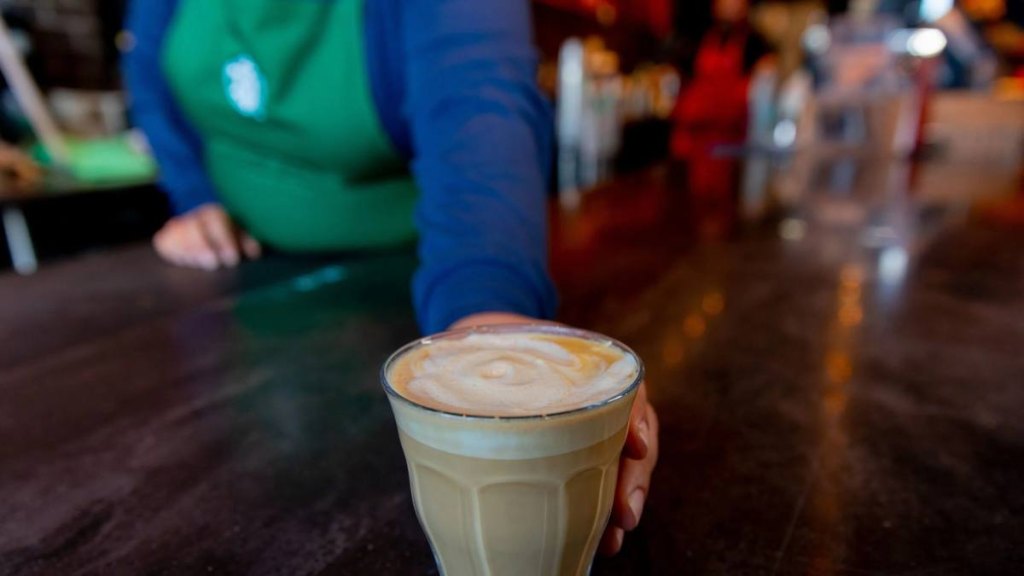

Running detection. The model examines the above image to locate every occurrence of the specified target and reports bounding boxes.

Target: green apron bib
[161,0,417,252]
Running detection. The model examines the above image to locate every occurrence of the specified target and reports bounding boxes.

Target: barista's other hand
[0,144,41,188]
[450,312,659,556]
[153,203,261,270]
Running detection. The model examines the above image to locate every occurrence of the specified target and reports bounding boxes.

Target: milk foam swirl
[396,333,638,416]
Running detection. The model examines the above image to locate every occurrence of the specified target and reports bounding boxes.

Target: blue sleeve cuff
[415,260,558,334]
[160,167,219,214]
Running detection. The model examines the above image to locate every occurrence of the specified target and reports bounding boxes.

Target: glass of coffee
[382,324,643,576]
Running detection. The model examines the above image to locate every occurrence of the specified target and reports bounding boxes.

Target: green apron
[161,0,417,252]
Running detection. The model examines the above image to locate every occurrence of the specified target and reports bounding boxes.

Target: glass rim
[380,323,645,422]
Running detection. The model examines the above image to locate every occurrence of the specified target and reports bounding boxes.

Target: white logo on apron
[223,55,266,119]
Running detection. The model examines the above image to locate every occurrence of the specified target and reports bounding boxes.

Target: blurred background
[0,0,1021,273]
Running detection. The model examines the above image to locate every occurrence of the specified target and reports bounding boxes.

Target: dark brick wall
[0,0,125,90]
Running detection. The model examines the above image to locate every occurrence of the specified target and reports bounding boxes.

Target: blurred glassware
[579,44,621,189]
[48,89,127,138]
[556,37,679,202]
[620,64,680,123]
[799,11,949,158]
[557,37,585,199]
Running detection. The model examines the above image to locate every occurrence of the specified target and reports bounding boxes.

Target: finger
[611,405,659,532]
[163,244,188,267]
[153,225,174,262]
[154,222,190,267]
[598,526,625,557]
[179,216,218,270]
[239,232,262,260]
[611,459,651,532]
[624,383,651,460]
[198,207,240,267]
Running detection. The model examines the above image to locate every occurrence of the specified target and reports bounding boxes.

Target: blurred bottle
[579,44,621,189]
[557,38,585,199]
[556,37,629,202]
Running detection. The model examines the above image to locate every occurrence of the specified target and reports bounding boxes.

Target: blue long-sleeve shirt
[123,0,558,334]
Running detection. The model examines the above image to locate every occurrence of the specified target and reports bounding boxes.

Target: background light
[907,28,948,58]
[773,119,797,148]
[920,0,954,22]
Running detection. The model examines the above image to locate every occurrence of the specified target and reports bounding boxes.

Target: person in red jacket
[671,0,774,157]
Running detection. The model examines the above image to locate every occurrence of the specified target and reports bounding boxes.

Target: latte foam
[388,330,639,417]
